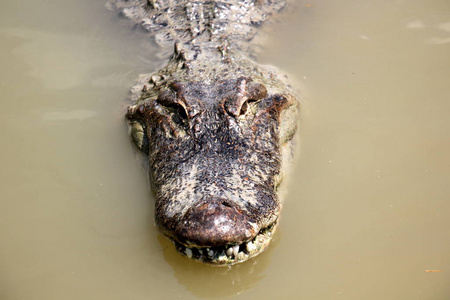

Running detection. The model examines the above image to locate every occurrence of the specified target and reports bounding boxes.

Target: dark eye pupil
[160,102,188,120]
[176,104,188,120]
[170,103,188,127]
[240,101,248,116]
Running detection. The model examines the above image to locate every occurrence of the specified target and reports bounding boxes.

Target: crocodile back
[109,0,286,49]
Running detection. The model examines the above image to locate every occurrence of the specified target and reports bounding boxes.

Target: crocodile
[108,0,300,265]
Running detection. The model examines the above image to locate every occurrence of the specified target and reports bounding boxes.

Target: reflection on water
[159,234,279,299]
[1,0,450,299]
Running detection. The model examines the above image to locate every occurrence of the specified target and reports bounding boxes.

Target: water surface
[1,0,449,299]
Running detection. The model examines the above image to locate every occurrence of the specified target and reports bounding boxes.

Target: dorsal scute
[108,0,286,48]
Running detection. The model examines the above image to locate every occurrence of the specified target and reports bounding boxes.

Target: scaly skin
[109,0,299,265]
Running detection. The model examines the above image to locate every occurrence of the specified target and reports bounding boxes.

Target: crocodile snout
[173,198,256,247]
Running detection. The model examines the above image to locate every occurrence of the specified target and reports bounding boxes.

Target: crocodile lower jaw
[171,222,277,266]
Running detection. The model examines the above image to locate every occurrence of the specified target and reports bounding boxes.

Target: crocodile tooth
[218,253,227,261]
[226,247,233,257]
[198,249,203,255]
[233,245,239,257]
[246,241,255,252]
[185,248,193,259]
[207,249,215,257]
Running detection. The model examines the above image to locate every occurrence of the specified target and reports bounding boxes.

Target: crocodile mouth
[171,222,277,265]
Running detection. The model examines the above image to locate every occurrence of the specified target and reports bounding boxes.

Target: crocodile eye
[239,101,249,115]
[170,103,188,125]
[238,98,260,116]
[157,90,189,125]
[238,82,267,117]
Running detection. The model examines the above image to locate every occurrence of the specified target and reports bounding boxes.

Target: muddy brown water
[1,0,450,299]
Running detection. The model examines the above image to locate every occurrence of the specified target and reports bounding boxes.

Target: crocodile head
[127,77,298,265]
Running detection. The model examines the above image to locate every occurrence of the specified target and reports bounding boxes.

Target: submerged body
[109,0,299,265]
